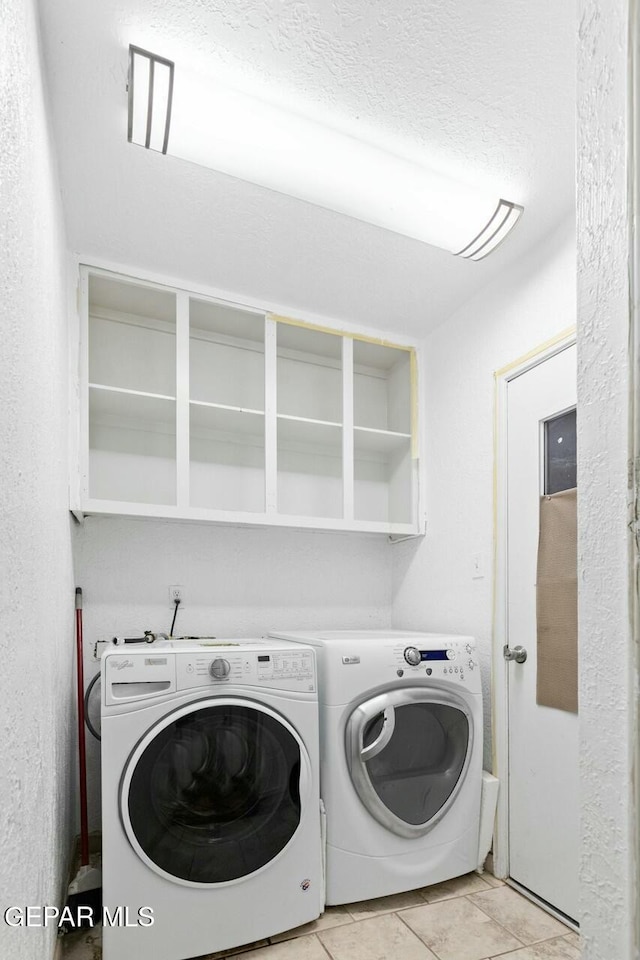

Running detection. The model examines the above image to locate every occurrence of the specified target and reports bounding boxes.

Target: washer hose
[84,673,101,742]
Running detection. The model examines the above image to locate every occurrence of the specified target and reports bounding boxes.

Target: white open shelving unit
[77,265,423,535]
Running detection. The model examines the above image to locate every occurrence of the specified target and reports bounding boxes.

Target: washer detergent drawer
[346,688,473,839]
[104,651,177,705]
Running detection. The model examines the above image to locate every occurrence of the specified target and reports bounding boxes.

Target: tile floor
[62,872,580,960]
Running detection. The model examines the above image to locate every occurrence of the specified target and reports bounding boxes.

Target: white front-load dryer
[269,630,483,905]
[101,640,322,960]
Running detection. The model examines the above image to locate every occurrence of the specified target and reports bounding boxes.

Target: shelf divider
[79,268,90,507]
[264,317,278,514]
[342,336,354,521]
[176,291,190,509]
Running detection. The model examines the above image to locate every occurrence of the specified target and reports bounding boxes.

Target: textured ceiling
[38,0,576,338]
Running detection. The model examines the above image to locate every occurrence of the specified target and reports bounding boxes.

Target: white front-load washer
[269,630,483,905]
[101,639,322,960]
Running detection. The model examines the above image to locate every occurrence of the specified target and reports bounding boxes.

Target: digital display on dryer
[420,650,449,661]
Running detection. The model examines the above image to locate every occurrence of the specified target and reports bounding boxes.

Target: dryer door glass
[125,703,302,884]
[347,693,471,838]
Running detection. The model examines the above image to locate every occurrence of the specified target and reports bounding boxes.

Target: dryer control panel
[267,630,481,705]
[392,639,479,691]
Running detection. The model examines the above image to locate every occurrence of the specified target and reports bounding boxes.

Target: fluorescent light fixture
[127,45,523,259]
[455,199,524,261]
[127,46,174,154]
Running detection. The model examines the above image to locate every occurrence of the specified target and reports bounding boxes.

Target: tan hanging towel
[536,487,578,713]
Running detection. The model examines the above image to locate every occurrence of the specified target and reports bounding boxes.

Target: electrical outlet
[169,585,184,603]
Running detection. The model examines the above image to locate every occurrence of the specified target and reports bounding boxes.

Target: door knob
[503,644,527,664]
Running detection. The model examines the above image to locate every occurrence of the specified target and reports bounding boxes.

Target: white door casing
[493,335,578,922]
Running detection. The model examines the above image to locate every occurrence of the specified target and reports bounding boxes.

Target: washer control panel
[177,647,316,693]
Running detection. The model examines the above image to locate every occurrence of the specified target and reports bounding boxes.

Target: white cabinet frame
[73,259,425,536]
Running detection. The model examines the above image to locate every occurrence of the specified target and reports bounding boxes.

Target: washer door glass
[346,690,472,838]
[123,701,302,884]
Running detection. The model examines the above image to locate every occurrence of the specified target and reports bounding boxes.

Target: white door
[506,343,578,922]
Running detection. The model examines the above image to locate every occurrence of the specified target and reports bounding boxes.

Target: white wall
[73,516,393,828]
[392,216,576,767]
[0,1,75,958]
[577,2,636,957]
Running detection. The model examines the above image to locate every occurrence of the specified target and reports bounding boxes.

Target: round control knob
[404,646,421,666]
[468,659,476,670]
[466,643,473,654]
[446,649,456,661]
[209,658,231,679]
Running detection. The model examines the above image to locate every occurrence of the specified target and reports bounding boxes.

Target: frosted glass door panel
[277,324,342,422]
[353,341,411,433]
[89,389,176,504]
[190,299,264,409]
[278,420,342,519]
[190,404,264,513]
[88,275,176,396]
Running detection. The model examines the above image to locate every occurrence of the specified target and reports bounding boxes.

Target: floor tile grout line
[419,878,495,906]
[393,907,451,960]
[227,938,286,958]
[488,945,526,959]
[313,931,336,960]
[395,894,528,959]
[345,903,420,922]
[289,877,503,930]
[269,929,303,944]
[395,903,536,960]
[487,933,581,958]
[462,892,576,948]
[218,938,276,958]
[269,915,356,945]
[460,894,528,947]
[391,893,526,950]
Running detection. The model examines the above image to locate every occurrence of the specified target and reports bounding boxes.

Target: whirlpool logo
[111,659,134,670]
[300,879,311,892]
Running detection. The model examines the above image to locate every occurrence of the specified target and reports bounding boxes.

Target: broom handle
[76,588,89,867]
